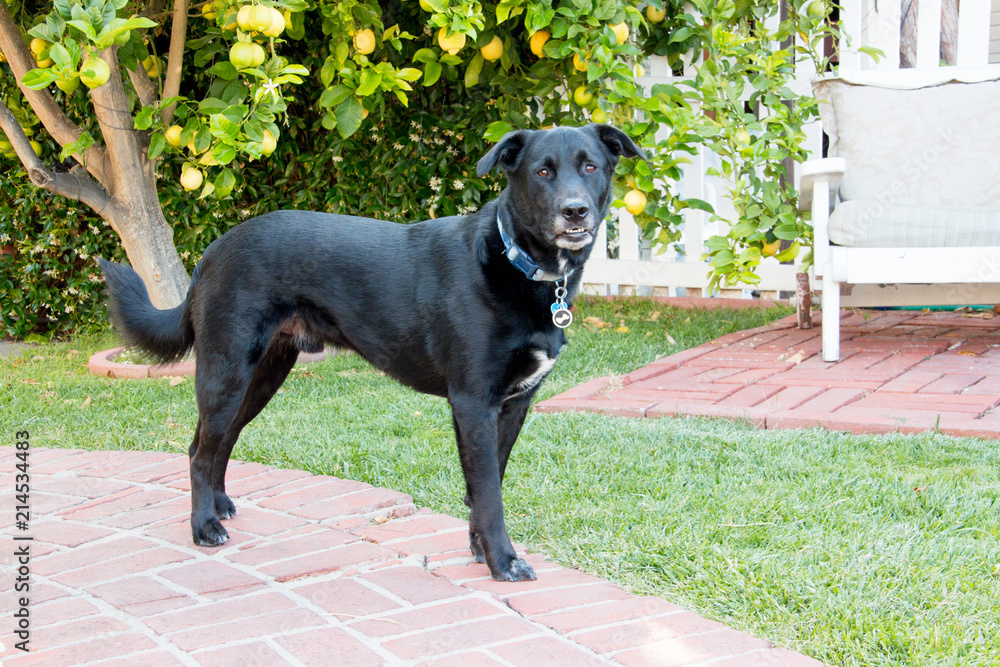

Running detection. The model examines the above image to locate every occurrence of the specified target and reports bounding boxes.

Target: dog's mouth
[555,227,593,249]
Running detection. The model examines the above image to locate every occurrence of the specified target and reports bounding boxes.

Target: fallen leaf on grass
[647,310,661,322]
[168,376,186,386]
[583,316,611,331]
[666,333,677,345]
[616,319,629,333]
[80,395,91,408]
[21,377,39,385]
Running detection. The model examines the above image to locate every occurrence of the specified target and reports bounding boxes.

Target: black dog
[99,124,644,582]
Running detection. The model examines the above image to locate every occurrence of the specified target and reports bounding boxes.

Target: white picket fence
[581,0,1000,300]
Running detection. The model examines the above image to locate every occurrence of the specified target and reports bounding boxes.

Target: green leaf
[484,120,513,143]
[683,198,714,213]
[396,67,421,82]
[335,96,364,139]
[48,43,71,70]
[356,70,382,97]
[147,132,166,159]
[423,61,442,86]
[198,97,228,114]
[412,48,438,64]
[213,144,237,165]
[214,168,236,197]
[319,85,352,108]
[212,62,238,80]
[133,106,155,130]
[22,69,58,90]
[464,53,484,88]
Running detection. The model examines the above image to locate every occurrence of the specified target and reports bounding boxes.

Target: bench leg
[821,267,840,362]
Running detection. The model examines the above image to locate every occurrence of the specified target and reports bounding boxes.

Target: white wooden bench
[803,67,1000,361]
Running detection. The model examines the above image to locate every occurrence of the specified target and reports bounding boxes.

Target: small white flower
[393,142,403,150]
[429,177,442,192]
[64,303,75,313]
[443,129,454,137]
[332,156,344,163]
[409,133,420,143]
[452,180,465,191]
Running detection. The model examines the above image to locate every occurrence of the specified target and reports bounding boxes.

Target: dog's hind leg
[190,360,251,546]
[209,339,299,519]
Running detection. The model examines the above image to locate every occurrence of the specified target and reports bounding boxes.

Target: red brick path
[538,309,1000,438]
[1,448,822,666]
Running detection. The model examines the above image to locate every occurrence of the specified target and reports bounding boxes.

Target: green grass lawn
[4,296,1000,666]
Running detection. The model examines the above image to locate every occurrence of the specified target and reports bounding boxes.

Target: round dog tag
[552,307,573,329]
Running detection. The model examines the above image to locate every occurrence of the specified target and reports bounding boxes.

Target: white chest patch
[511,349,557,398]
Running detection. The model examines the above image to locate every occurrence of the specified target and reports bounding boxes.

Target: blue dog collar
[497,213,570,282]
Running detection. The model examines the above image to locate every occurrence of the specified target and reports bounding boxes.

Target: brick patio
[1,447,822,666]
[537,308,1000,438]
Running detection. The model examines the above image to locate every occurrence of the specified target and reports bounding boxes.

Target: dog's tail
[97,258,199,363]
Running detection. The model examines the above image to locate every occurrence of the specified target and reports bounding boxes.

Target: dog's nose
[561,201,590,222]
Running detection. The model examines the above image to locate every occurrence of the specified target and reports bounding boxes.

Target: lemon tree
[1,0,845,324]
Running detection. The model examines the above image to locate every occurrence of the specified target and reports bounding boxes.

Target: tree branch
[0,99,115,220]
[160,0,188,125]
[128,64,159,108]
[0,3,110,186]
[89,46,158,201]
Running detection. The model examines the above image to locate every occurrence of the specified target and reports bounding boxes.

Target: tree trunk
[105,177,191,310]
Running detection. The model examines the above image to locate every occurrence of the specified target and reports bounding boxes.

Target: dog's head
[477,124,645,263]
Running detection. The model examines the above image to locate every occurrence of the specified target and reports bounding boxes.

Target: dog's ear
[476,130,531,177]
[587,124,646,162]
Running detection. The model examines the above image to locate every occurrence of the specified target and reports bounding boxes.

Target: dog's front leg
[450,392,536,582]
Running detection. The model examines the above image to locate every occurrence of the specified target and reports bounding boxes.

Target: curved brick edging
[87,347,332,379]
[0,448,823,666]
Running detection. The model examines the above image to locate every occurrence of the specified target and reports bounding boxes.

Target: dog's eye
[584,164,597,173]
[537,168,551,177]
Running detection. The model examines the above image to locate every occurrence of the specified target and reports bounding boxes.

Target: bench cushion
[815,76,1000,208]
[828,200,1000,247]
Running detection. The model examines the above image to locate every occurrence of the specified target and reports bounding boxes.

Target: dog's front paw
[214,492,236,520]
[491,557,536,582]
[192,517,229,547]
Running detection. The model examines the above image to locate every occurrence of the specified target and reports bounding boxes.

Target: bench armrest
[798,158,846,212]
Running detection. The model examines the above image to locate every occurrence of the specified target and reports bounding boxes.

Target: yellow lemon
[165,125,184,148]
[761,238,781,257]
[611,22,629,45]
[529,30,549,58]
[591,108,607,124]
[29,37,47,56]
[237,4,253,30]
[247,5,273,32]
[480,35,503,62]
[250,42,267,67]
[624,189,646,215]
[437,28,466,55]
[572,52,589,72]
[263,7,285,37]
[229,42,255,69]
[29,140,42,156]
[201,1,216,20]
[354,28,376,55]
[35,57,53,68]
[418,0,434,11]
[55,75,80,94]
[180,167,204,191]
[646,4,666,23]
[80,56,110,88]
[261,129,277,156]
[573,85,594,107]
[806,0,828,20]
[143,55,162,78]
